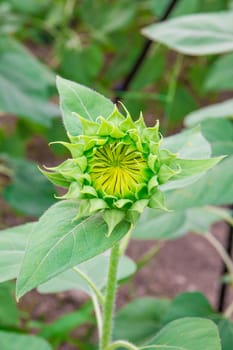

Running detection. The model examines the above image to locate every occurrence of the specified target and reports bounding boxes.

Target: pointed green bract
[43,77,223,233]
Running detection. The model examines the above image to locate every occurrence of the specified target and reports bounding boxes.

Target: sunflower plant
[13,77,222,350]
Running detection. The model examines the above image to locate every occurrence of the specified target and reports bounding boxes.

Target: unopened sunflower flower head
[42,105,181,236]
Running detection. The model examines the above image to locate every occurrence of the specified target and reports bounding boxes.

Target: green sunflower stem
[100,242,120,350]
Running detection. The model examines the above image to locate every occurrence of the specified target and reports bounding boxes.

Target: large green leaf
[0,36,58,126]
[147,318,221,350]
[16,200,130,299]
[185,99,233,127]
[201,119,233,156]
[113,298,170,345]
[133,206,230,240]
[3,158,56,217]
[205,53,233,91]
[38,254,135,295]
[165,155,233,211]
[56,76,114,136]
[142,11,233,55]
[0,331,52,350]
[163,126,211,159]
[161,126,222,191]
[0,222,34,282]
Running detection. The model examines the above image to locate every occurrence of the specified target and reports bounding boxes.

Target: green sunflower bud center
[89,143,148,198]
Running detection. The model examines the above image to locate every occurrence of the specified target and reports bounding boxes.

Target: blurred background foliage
[0,1,233,349]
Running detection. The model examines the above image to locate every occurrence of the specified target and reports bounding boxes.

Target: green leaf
[0,222,34,282]
[38,254,135,295]
[60,45,103,86]
[162,126,211,159]
[205,53,233,91]
[215,318,233,350]
[147,317,221,350]
[16,200,130,299]
[0,36,58,126]
[162,292,214,324]
[185,99,233,127]
[165,156,233,210]
[133,206,229,240]
[56,76,114,136]
[0,331,52,350]
[38,302,93,343]
[113,298,170,345]
[164,84,198,127]
[201,118,233,157]
[0,282,20,327]
[3,158,56,217]
[142,11,233,55]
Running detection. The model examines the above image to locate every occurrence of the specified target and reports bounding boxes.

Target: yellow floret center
[89,143,147,198]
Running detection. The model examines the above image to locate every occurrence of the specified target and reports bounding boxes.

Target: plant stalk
[203,232,233,276]
[100,242,120,350]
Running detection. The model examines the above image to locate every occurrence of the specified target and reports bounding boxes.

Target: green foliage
[0,331,52,350]
[0,282,19,328]
[142,11,233,55]
[0,36,58,126]
[0,222,34,283]
[38,302,94,347]
[185,99,233,127]
[3,158,56,216]
[113,298,170,344]
[147,318,221,350]
[0,2,233,350]
[205,53,233,91]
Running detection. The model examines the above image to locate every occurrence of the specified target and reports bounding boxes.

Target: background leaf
[133,206,230,240]
[185,99,233,127]
[3,158,56,217]
[0,331,52,350]
[0,36,58,126]
[0,282,20,327]
[142,12,233,55]
[148,317,221,350]
[205,53,233,91]
[0,222,34,283]
[113,298,170,345]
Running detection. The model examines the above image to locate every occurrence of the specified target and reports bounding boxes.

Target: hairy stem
[100,242,120,350]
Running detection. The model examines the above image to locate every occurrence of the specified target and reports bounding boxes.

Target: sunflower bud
[42,106,180,236]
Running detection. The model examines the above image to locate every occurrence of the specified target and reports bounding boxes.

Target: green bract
[42,105,182,235]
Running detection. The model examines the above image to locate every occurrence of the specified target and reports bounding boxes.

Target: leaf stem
[91,290,103,339]
[203,232,233,276]
[100,242,120,350]
[72,266,104,305]
[224,298,233,318]
[107,340,139,350]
